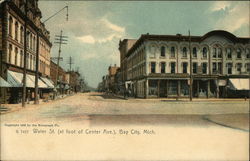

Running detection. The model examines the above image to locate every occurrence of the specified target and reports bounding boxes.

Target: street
[1,92,249,160]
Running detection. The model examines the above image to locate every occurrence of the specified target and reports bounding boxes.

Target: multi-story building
[119,30,250,98]
[0,0,53,103]
[108,64,119,93]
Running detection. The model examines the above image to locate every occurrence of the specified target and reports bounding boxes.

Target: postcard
[0,0,249,160]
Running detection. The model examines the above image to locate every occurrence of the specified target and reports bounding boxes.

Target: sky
[38,1,249,88]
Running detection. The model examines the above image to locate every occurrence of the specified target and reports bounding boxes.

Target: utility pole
[67,56,74,71]
[189,30,193,101]
[22,0,28,107]
[34,5,69,104]
[54,30,68,98]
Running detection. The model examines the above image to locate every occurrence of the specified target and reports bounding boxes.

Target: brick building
[119,30,250,98]
[0,0,53,103]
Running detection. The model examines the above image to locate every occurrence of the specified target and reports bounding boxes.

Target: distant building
[0,0,53,103]
[66,71,81,93]
[119,30,250,98]
[108,64,119,93]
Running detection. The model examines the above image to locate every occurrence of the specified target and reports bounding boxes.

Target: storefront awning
[229,79,249,90]
[40,77,54,88]
[27,75,48,88]
[0,76,11,87]
[7,70,23,87]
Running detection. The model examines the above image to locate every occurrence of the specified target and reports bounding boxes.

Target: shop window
[160,62,166,73]
[182,62,188,73]
[202,47,207,58]
[237,48,242,58]
[192,47,197,58]
[150,62,156,73]
[160,46,165,57]
[182,47,187,58]
[170,62,175,73]
[227,48,232,59]
[202,63,207,74]
[170,46,175,58]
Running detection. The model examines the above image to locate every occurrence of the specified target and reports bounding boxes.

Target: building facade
[0,0,53,103]
[119,30,250,98]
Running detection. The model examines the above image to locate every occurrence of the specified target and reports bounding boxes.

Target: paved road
[1,92,249,161]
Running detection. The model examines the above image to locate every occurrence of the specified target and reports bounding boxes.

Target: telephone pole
[22,0,28,107]
[67,56,74,71]
[189,30,193,101]
[54,30,68,97]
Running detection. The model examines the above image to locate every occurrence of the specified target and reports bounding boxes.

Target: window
[218,62,222,74]
[9,16,13,36]
[226,48,232,59]
[227,63,232,74]
[15,21,18,41]
[192,47,197,58]
[246,48,250,58]
[15,47,18,65]
[33,36,36,50]
[202,63,207,74]
[170,46,175,58]
[213,48,217,58]
[246,63,250,72]
[26,32,30,48]
[30,34,33,50]
[202,47,207,58]
[20,50,23,67]
[236,63,242,72]
[30,55,33,70]
[8,44,12,63]
[182,47,187,58]
[20,26,24,44]
[182,62,188,73]
[170,62,175,73]
[160,62,166,73]
[192,62,197,74]
[212,62,217,74]
[160,46,165,57]
[150,45,156,58]
[218,48,222,58]
[237,48,242,58]
[150,62,156,73]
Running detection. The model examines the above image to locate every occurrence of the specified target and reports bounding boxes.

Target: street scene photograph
[0,0,249,161]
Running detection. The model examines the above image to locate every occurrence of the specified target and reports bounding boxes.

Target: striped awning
[40,77,54,88]
[229,79,249,90]
[0,76,11,87]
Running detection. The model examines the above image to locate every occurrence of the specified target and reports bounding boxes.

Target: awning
[229,79,249,90]
[0,76,11,87]
[40,77,54,88]
[27,75,48,88]
[7,70,23,87]
[218,79,227,86]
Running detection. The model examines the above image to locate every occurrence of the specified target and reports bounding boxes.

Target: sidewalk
[0,94,74,114]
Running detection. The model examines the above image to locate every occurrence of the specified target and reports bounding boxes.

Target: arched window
[160,46,166,57]
[26,31,30,48]
[202,47,207,58]
[192,47,197,58]
[20,50,23,67]
[8,44,12,63]
[9,16,13,36]
[30,33,33,50]
[246,48,250,58]
[182,47,187,58]
[218,48,222,58]
[226,48,232,59]
[15,21,18,40]
[15,47,18,65]
[33,36,36,50]
[170,46,175,58]
[30,55,33,70]
[20,26,24,44]
[236,48,242,58]
[213,48,217,58]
